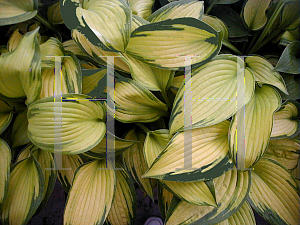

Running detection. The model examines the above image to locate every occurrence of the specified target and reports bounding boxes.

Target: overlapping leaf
[264,138,300,170]
[57,154,84,192]
[0,28,41,105]
[126,17,221,70]
[144,129,217,206]
[169,55,255,134]
[107,162,136,225]
[0,139,11,206]
[27,94,106,154]
[245,55,288,94]
[275,41,300,74]
[17,144,56,213]
[165,170,251,225]
[128,0,155,19]
[143,121,234,182]
[202,15,229,41]
[11,109,30,148]
[61,0,131,52]
[271,100,300,138]
[158,185,174,221]
[108,79,168,123]
[122,129,155,199]
[230,84,281,168]
[64,160,116,225]
[47,2,63,24]
[248,158,300,225]
[147,0,204,22]
[0,155,44,225]
[0,0,38,26]
[7,28,23,52]
[0,100,13,135]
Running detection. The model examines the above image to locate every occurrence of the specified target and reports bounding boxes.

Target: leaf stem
[135,123,150,133]
[161,90,172,110]
[222,40,243,55]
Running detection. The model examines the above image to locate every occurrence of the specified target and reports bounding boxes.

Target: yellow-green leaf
[17,144,56,213]
[143,121,234,182]
[28,94,106,154]
[47,2,63,24]
[271,100,300,138]
[126,17,221,70]
[144,129,217,206]
[0,28,42,105]
[0,155,44,225]
[64,160,116,225]
[7,28,23,52]
[61,0,131,52]
[158,184,174,221]
[216,201,255,225]
[202,15,229,41]
[242,0,271,31]
[11,109,30,148]
[82,68,107,95]
[128,0,155,19]
[108,79,168,123]
[57,154,84,192]
[121,53,175,92]
[0,100,13,135]
[170,55,255,134]
[148,0,204,22]
[122,129,154,199]
[245,55,288,94]
[165,170,251,225]
[0,139,11,206]
[0,0,38,26]
[265,138,300,171]
[248,158,300,225]
[107,162,136,225]
[230,84,281,168]
[82,132,138,159]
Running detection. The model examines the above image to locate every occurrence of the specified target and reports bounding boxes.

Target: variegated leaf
[64,160,116,225]
[0,139,11,206]
[128,0,155,19]
[170,55,255,134]
[28,94,106,154]
[126,17,221,70]
[11,109,30,148]
[148,0,204,22]
[248,158,300,225]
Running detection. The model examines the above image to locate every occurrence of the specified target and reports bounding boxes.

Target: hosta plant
[0,0,299,225]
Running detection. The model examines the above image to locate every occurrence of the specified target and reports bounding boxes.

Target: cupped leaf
[217,201,255,225]
[248,158,300,225]
[47,2,63,24]
[0,0,38,26]
[57,154,83,192]
[108,79,168,123]
[271,100,300,138]
[121,53,175,92]
[64,160,116,225]
[107,162,137,225]
[61,0,131,52]
[147,0,204,23]
[0,139,11,206]
[279,29,299,47]
[229,84,281,169]
[0,100,13,135]
[126,17,221,70]
[0,28,42,105]
[11,109,30,148]
[27,94,106,154]
[82,132,138,159]
[143,121,234,182]
[40,37,65,68]
[264,138,300,170]
[169,55,255,134]
[202,15,229,41]
[242,0,271,31]
[17,144,57,214]
[128,0,155,19]
[165,169,251,225]
[72,30,131,73]
[275,41,300,74]
[144,129,217,206]
[245,55,288,94]
[122,129,155,199]
[0,154,44,225]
